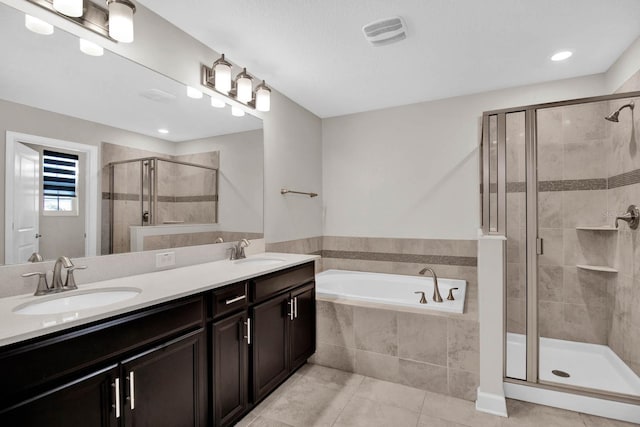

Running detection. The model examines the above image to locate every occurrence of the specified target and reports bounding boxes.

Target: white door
[13,143,39,263]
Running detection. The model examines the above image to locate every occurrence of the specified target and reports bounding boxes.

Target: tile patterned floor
[235,364,637,427]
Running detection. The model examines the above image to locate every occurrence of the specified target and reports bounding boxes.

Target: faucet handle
[64,265,87,290]
[22,271,50,296]
[447,288,459,301]
[414,291,427,304]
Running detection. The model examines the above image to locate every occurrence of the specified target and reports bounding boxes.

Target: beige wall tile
[397,312,447,366]
[317,301,355,348]
[447,369,478,401]
[354,307,398,356]
[447,319,479,373]
[309,343,355,372]
[354,350,400,383]
[397,359,448,393]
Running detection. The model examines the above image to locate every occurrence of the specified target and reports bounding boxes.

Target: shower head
[605,101,634,122]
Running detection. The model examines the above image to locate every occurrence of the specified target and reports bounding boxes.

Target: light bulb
[187,86,203,99]
[255,81,271,112]
[79,39,104,56]
[214,62,231,93]
[231,106,245,117]
[25,15,54,35]
[53,0,83,17]
[108,0,135,43]
[211,97,225,108]
[158,129,169,134]
[551,51,572,62]
[236,68,253,103]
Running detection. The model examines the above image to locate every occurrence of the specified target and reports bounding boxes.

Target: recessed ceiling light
[186,86,203,99]
[79,39,104,56]
[211,97,225,108]
[551,51,572,62]
[25,15,54,35]
[158,128,169,134]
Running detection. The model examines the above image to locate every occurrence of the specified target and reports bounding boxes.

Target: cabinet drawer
[0,295,205,409]
[250,262,314,303]
[212,281,248,319]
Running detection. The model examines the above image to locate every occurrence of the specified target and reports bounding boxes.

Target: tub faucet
[419,267,443,303]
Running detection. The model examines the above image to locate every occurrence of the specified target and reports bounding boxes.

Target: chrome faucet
[615,205,639,230]
[22,256,87,296]
[229,239,250,260]
[419,267,443,303]
[51,256,74,291]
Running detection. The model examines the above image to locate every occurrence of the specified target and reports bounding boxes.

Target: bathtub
[315,269,466,314]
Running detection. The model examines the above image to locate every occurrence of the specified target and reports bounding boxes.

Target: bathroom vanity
[0,254,317,427]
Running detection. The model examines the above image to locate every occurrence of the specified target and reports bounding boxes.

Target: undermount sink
[233,257,286,267]
[13,287,141,315]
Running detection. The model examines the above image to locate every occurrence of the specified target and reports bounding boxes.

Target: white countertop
[0,252,318,347]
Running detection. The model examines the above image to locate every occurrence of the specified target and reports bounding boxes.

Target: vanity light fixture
[231,106,245,117]
[107,0,136,43]
[210,97,225,108]
[201,57,272,112]
[234,68,253,103]
[186,86,203,99]
[79,38,104,56]
[25,14,54,35]
[255,81,271,112]
[208,54,232,94]
[24,0,136,43]
[53,0,83,17]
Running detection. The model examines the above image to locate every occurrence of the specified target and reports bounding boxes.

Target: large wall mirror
[0,2,263,265]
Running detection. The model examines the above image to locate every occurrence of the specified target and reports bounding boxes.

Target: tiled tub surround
[266,236,479,400]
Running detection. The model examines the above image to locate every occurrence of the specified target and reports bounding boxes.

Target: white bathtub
[315,269,466,314]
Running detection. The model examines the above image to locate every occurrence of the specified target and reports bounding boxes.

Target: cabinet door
[0,365,119,427]
[212,311,249,427]
[121,329,206,427]
[251,292,290,402]
[290,283,316,370]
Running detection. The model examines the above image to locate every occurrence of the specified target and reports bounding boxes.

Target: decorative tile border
[320,250,477,267]
[102,192,218,202]
[609,168,640,189]
[501,168,640,193]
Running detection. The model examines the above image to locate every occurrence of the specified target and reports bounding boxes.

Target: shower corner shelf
[575,226,618,231]
[576,264,618,273]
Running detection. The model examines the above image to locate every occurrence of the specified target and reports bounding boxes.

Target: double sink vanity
[0,252,318,427]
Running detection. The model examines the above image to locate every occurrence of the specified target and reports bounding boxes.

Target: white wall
[177,130,264,234]
[322,74,607,240]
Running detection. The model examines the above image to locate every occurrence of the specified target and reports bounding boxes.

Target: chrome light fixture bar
[201,56,272,112]
[24,0,136,43]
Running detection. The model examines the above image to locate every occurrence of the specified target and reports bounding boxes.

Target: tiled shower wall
[609,72,640,376]
[266,236,479,401]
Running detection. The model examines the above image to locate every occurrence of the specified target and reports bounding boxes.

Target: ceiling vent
[362,16,407,47]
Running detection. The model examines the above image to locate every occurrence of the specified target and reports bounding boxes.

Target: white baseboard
[475,388,508,417]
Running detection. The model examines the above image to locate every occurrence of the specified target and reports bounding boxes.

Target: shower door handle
[536,238,543,255]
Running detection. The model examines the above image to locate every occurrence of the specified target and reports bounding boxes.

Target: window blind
[43,150,78,197]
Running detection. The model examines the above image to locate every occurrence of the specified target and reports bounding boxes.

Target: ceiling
[138,0,640,118]
[0,2,261,143]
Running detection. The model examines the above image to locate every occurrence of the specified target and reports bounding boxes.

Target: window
[42,150,79,215]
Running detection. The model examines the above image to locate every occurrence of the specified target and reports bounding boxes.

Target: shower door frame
[482,90,640,405]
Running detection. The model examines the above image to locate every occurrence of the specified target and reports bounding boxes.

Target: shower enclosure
[107,157,218,254]
[481,90,640,413]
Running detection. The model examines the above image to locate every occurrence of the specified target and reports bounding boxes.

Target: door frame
[5,131,98,263]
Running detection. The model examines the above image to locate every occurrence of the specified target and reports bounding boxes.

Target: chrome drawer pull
[288,299,294,320]
[129,371,135,410]
[244,318,251,344]
[294,297,298,319]
[114,378,121,418]
[225,294,246,305]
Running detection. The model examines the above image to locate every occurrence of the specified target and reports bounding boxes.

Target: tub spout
[419,267,443,303]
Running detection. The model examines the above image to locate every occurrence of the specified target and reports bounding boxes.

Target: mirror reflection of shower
[605,101,634,122]
[107,157,218,254]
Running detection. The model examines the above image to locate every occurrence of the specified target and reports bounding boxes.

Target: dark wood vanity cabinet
[251,263,316,403]
[0,296,207,427]
[0,261,316,427]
